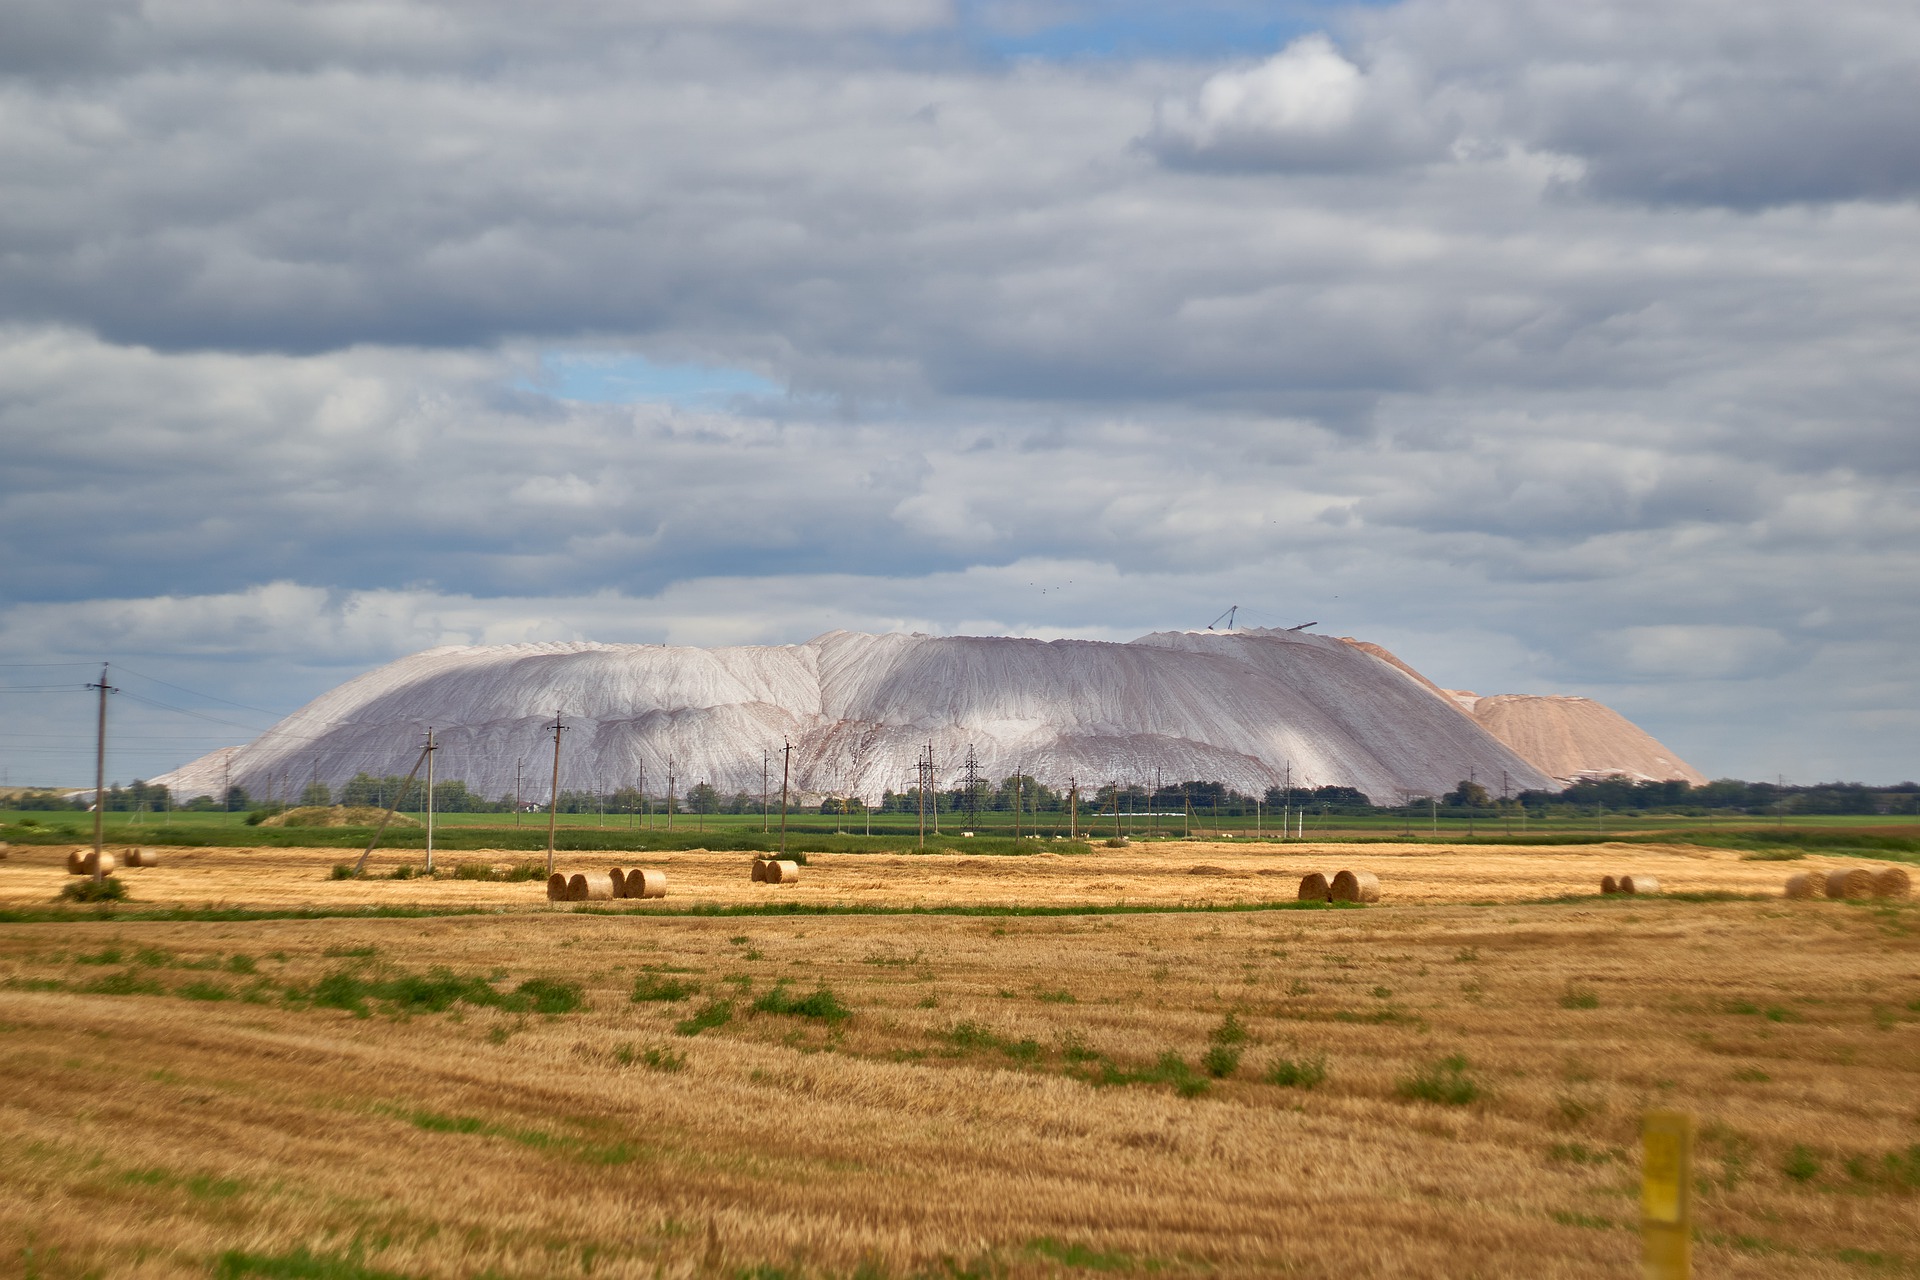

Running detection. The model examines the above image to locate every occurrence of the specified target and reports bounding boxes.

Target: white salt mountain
[153,628,1695,805]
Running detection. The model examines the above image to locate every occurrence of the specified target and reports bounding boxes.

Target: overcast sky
[2,0,1916,787]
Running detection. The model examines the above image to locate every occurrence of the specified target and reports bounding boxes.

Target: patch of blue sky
[952,0,1393,62]
[520,353,781,407]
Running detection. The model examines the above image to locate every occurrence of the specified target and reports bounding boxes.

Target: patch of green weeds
[1732,1067,1771,1083]
[752,983,851,1022]
[401,1108,632,1165]
[631,972,699,1002]
[675,999,734,1036]
[1560,985,1600,1010]
[328,864,359,880]
[1783,1144,1822,1184]
[77,970,166,996]
[1084,1051,1210,1098]
[73,945,124,966]
[286,967,581,1019]
[1547,1142,1613,1165]
[943,1020,1041,1062]
[1263,1055,1327,1089]
[226,954,257,975]
[615,1043,687,1073]
[1025,1238,1135,1271]
[213,1243,413,1279]
[1453,947,1479,963]
[60,877,128,903]
[1397,1054,1481,1106]
[323,944,377,959]
[1034,989,1076,1004]
[178,980,232,1002]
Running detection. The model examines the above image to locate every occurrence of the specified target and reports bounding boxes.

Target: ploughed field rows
[1,895,1917,1277]
[2,839,1895,911]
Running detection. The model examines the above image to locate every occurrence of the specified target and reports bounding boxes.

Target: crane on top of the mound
[1205,606,1319,633]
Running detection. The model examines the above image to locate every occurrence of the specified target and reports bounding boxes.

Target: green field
[5,806,1917,859]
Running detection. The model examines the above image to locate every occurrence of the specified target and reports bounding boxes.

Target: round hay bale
[1619,874,1659,895]
[66,849,88,875]
[1330,869,1381,903]
[125,848,158,869]
[1600,875,1619,895]
[1825,867,1875,900]
[630,869,667,899]
[76,850,117,876]
[567,871,615,901]
[751,858,768,883]
[545,872,569,901]
[766,860,800,886]
[1783,872,1818,899]
[1873,866,1911,899]
[1297,871,1329,902]
[608,868,629,898]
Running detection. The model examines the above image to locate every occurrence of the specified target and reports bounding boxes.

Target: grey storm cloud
[0,0,1917,784]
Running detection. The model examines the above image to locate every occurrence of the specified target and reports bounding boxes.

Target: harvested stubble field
[1,843,1917,1279]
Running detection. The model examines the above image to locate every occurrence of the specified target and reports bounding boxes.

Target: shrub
[1201,1044,1241,1078]
[1102,837,1128,848]
[1398,1054,1480,1106]
[453,863,498,881]
[503,862,547,881]
[1210,1012,1249,1046]
[329,864,358,880]
[1264,1055,1328,1089]
[616,1043,687,1073]
[60,876,127,903]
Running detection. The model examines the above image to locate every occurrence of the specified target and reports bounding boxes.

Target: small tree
[300,781,333,807]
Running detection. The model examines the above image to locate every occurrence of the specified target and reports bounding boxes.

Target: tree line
[6,773,1917,818]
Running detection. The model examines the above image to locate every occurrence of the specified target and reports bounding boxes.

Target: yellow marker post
[1642,1110,1694,1279]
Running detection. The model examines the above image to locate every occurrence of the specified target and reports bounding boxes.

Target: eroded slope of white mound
[154,629,1568,804]
[1466,694,1707,785]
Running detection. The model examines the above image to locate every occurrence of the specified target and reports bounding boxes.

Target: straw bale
[1825,867,1875,900]
[765,860,800,886]
[66,849,87,875]
[1330,869,1381,903]
[1599,875,1618,895]
[1297,872,1329,902]
[0,841,9,859]
[630,869,667,899]
[609,868,628,898]
[567,871,615,901]
[123,848,158,868]
[751,858,768,883]
[1783,873,1818,899]
[1619,874,1659,895]
[1872,866,1911,899]
[546,872,568,901]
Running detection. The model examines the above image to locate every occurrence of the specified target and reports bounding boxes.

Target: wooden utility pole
[515,759,523,827]
[354,742,430,875]
[423,728,438,873]
[779,739,792,857]
[545,712,566,875]
[666,759,676,832]
[763,748,770,833]
[88,664,115,881]
[1068,777,1078,840]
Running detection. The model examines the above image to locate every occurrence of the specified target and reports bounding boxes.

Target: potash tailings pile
[155,628,1701,805]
